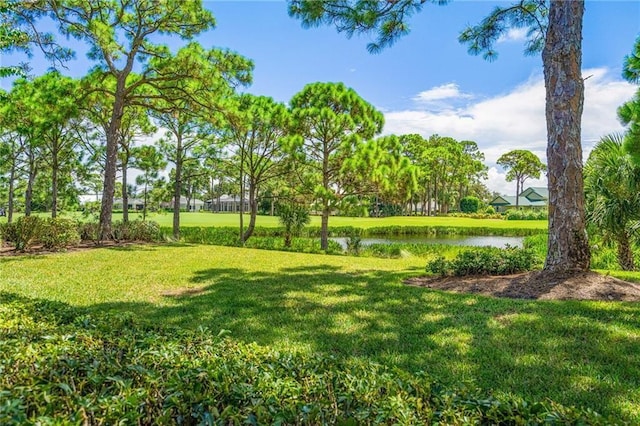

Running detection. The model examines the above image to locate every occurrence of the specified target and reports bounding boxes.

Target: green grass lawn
[1,244,638,422]
[6,210,547,230]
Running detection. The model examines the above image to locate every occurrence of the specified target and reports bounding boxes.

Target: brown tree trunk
[122,152,129,223]
[542,0,590,274]
[99,78,127,241]
[122,159,129,223]
[617,232,635,271]
[7,160,15,223]
[243,181,258,242]
[321,202,330,250]
[24,151,37,217]
[173,154,182,240]
[51,149,58,219]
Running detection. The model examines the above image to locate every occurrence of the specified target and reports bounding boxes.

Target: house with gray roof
[489,187,548,212]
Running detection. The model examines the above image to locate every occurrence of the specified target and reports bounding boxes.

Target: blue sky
[2,1,639,194]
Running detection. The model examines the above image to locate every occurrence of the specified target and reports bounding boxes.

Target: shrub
[41,218,81,250]
[485,205,496,214]
[505,209,548,221]
[0,295,610,425]
[427,246,539,276]
[459,196,480,213]
[112,220,163,242]
[2,216,44,251]
[277,203,310,247]
[77,222,101,243]
[345,232,363,255]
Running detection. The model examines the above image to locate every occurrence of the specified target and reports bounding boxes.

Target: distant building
[489,187,548,213]
[114,198,146,211]
[205,195,249,213]
[161,196,205,211]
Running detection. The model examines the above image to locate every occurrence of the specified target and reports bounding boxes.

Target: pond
[331,235,524,249]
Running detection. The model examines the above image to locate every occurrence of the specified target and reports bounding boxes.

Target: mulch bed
[405,271,640,301]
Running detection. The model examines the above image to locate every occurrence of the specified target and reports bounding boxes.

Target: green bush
[0,295,610,425]
[484,205,496,214]
[112,220,163,242]
[505,209,548,221]
[459,196,480,213]
[77,222,101,243]
[41,218,81,250]
[345,233,363,255]
[427,246,539,276]
[246,237,343,255]
[524,233,640,271]
[426,255,450,276]
[1,216,44,251]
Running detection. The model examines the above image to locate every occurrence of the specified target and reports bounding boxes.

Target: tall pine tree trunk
[172,154,182,240]
[321,201,330,250]
[24,151,37,217]
[542,0,590,273]
[99,78,127,241]
[122,158,129,223]
[51,149,58,219]
[7,161,15,223]
[243,180,258,242]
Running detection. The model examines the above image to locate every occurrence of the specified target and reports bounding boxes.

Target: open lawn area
[4,211,548,230]
[1,244,639,422]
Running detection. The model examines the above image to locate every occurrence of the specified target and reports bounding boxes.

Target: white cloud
[412,83,471,103]
[497,28,528,44]
[383,68,636,195]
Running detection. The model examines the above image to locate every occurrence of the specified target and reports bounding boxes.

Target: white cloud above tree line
[382,68,635,195]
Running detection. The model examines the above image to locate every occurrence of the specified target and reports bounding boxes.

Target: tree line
[1,67,508,249]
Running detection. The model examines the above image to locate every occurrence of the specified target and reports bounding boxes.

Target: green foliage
[77,222,101,243]
[345,232,363,255]
[496,150,546,202]
[246,237,343,255]
[505,209,548,221]
[427,246,539,276]
[484,205,496,214]
[40,218,80,250]
[447,212,503,219]
[111,220,163,242]
[277,203,311,247]
[459,196,480,213]
[1,216,44,251]
[525,233,640,271]
[459,1,548,60]
[0,294,611,425]
[426,255,450,277]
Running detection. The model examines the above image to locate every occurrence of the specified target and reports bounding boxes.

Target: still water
[331,235,524,249]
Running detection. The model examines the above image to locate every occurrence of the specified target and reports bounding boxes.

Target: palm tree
[584,133,640,270]
[277,202,310,248]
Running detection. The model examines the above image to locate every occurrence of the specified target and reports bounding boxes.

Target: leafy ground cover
[0,294,606,424]
[1,244,639,422]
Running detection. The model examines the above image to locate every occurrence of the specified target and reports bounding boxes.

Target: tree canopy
[288,0,591,274]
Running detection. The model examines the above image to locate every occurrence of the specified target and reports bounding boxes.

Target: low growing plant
[0,294,611,425]
[41,218,80,250]
[427,246,539,276]
[2,216,44,251]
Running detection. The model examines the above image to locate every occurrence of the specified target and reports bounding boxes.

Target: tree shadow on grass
[4,263,639,422]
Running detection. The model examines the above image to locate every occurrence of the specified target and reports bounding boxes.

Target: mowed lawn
[1,244,638,422]
[20,210,548,230]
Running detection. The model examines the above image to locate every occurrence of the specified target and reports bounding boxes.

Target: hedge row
[0,217,163,251]
[0,294,610,425]
[174,225,545,243]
